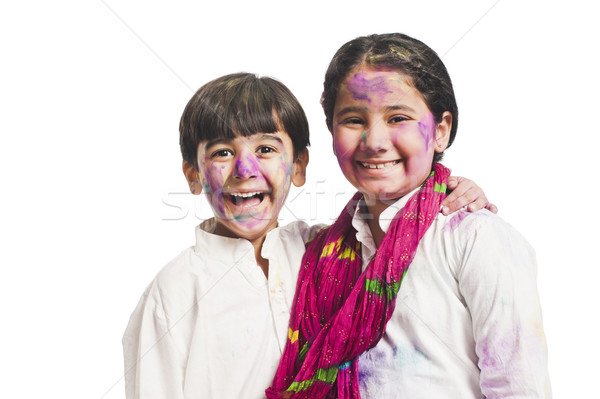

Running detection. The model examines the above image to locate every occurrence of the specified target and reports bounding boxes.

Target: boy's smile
[332,68,451,206]
[186,132,307,244]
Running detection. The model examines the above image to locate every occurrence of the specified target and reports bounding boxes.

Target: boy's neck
[250,237,269,277]
[213,222,271,278]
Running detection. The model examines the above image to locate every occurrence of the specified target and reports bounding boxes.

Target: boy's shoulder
[276,220,329,245]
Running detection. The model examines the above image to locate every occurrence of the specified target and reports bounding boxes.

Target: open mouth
[358,160,401,169]
[228,192,266,207]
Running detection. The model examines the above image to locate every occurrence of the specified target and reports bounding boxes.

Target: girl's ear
[291,149,309,187]
[182,161,202,195]
[434,111,452,153]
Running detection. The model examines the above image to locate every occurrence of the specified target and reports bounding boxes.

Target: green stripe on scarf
[287,366,339,392]
[365,277,404,301]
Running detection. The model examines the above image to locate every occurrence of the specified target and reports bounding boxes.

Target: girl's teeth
[362,161,398,169]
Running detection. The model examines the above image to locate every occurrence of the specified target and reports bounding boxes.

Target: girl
[267,33,551,398]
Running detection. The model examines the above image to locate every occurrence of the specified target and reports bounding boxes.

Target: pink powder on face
[417,113,435,151]
[346,72,395,104]
[234,152,261,178]
[204,164,226,216]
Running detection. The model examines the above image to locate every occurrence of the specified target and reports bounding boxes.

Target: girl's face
[332,67,451,205]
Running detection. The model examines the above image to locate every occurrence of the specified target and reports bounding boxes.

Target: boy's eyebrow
[204,137,232,148]
[205,133,284,149]
[254,133,285,146]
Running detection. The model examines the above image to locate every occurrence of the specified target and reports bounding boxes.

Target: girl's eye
[341,117,363,125]
[211,149,233,158]
[389,115,408,123]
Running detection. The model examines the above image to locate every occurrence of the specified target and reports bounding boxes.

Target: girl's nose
[361,124,392,153]
[233,153,259,179]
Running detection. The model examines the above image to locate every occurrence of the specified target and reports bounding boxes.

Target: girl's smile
[332,68,451,207]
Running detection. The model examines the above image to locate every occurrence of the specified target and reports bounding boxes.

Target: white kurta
[353,190,552,398]
[122,218,322,399]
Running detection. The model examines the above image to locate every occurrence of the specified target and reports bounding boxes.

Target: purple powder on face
[346,73,395,104]
[417,113,435,151]
[234,153,260,178]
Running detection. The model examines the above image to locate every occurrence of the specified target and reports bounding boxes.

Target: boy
[123,72,493,398]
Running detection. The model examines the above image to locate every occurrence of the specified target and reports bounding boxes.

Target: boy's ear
[434,111,452,153]
[182,161,202,195]
[291,149,309,187]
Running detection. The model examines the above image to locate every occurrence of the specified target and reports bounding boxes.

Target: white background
[1,0,598,397]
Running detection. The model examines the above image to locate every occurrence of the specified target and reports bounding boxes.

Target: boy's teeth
[230,192,265,206]
[232,192,261,198]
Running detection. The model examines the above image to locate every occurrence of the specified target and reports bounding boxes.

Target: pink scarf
[266,164,450,399]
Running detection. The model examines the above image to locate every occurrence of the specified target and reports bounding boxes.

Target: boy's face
[331,68,450,203]
[185,131,307,242]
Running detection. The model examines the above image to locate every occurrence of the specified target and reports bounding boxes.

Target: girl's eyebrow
[335,104,416,120]
[335,106,368,119]
[385,104,416,113]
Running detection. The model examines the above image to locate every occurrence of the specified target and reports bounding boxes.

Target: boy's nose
[233,153,259,179]
[361,124,392,153]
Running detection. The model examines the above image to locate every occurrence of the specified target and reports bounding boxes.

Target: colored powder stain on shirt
[444,210,470,232]
[393,344,429,368]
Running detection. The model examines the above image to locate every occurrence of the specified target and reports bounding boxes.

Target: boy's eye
[257,146,276,154]
[211,149,233,158]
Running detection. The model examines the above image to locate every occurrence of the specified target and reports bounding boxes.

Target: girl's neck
[363,197,395,247]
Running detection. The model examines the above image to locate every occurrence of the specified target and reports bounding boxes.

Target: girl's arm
[441,176,498,215]
[458,214,551,398]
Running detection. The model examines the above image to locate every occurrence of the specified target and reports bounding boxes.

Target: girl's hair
[322,33,458,164]
[180,73,310,169]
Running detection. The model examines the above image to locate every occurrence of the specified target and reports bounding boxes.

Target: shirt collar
[352,186,421,237]
[351,187,423,264]
[194,218,257,263]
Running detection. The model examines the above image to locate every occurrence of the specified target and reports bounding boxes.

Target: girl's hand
[441,176,498,215]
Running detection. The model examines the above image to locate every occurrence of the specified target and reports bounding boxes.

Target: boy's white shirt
[353,187,552,398]
[122,218,323,399]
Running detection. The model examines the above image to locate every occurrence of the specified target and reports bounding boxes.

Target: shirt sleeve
[297,222,328,244]
[122,282,186,399]
[456,213,552,398]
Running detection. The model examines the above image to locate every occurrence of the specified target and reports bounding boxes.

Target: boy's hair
[322,33,458,164]
[180,73,310,168]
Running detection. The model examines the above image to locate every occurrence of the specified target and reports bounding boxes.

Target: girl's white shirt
[353,187,552,398]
